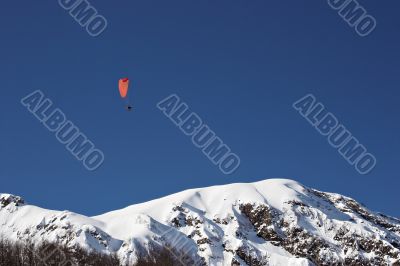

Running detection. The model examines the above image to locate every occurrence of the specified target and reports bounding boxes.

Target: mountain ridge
[1,179,399,265]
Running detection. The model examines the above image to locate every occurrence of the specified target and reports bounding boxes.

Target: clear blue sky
[1,1,399,217]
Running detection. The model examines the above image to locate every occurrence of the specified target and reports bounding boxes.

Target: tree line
[0,238,194,266]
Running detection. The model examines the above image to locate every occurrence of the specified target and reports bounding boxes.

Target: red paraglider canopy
[118,78,130,98]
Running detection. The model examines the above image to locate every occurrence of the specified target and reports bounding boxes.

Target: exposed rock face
[239,203,282,245]
[238,191,400,266]
[0,179,399,266]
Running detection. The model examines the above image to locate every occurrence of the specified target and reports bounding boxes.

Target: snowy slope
[1,179,399,266]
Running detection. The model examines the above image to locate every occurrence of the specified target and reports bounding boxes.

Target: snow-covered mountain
[1,179,399,265]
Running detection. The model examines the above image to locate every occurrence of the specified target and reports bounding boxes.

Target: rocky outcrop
[0,194,24,208]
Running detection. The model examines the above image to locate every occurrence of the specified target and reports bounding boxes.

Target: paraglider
[118,78,132,111]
